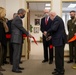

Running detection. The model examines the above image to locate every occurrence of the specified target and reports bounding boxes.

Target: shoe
[18,67,24,70]
[52,71,57,74]
[54,72,64,75]
[49,61,53,64]
[12,69,22,73]
[52,71,64,75]
[42,60,48,63]
[67,60,73,63]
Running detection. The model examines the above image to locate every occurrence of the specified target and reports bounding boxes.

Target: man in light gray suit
[11,8,33,73]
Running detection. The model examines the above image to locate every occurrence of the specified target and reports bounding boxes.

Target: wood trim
[26,0,51,3]
[62,0,76,2]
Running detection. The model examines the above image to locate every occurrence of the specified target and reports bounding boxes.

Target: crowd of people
[0,6,76,75]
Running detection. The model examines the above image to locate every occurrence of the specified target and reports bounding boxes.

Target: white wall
[30,11,43,41]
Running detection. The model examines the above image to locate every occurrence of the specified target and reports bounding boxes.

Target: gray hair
[17,8,26,14]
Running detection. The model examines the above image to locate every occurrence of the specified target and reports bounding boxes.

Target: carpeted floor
[2,42,76,75]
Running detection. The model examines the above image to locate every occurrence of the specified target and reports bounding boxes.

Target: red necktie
[45,18,48,25]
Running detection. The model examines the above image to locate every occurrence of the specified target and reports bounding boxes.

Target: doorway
[26,2,51,59]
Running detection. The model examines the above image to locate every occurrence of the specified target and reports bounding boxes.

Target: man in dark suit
[40,9,53,64]
[11,8,33,73]
[7,13,17,64]
[44,12,67,75]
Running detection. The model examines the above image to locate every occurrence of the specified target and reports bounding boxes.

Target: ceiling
[29,2,76,12]
[62,2,76,12]
[29,2,50,11]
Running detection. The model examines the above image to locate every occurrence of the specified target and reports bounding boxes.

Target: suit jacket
[47,16,67,46]
[40,17,52,33]
[11,16,29,44]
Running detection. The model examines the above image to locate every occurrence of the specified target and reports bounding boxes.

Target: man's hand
[46,36,52,41]
[74,33,76,35]
[28,34,34,38]
[43,31,47,36]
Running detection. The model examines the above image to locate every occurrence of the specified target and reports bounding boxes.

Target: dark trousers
[9,42,13,64]
[2,43,7,63]
[12,43,22,70]
[69,42,76,62]
[43,35,53,61]
[8,40,22,64]
[55,45,64,72]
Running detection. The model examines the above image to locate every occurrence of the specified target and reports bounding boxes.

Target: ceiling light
[45,4,51,6]
[68,4,76,8]
[45,7,50,9]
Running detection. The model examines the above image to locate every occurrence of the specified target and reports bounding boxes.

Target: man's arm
[14,19,29,36]
[47,20,60,33]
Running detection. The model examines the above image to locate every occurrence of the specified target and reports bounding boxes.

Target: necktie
[45,17,48,25]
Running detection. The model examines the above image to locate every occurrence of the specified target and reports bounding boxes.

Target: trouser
[9,42,13,64]
[55,45,65,72]
[69,41,76,62]
[43,35,53,61]
[12,43,22,70]
[19,44,23,62]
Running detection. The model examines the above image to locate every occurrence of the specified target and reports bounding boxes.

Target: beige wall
[30,11,43,41]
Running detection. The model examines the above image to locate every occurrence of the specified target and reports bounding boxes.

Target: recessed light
[45,4,51,6]
[68,4,76,8]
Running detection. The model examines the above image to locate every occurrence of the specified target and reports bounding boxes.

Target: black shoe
[49,61,53,64]
[12,69,22,73]
[67,60,73,63]
[54,72,64,75]
[18,67,24,70]
[42,60,48,63]
[52,71,57,74]
[52,71,64,75]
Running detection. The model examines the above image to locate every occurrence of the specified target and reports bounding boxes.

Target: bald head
[49,12,57,20]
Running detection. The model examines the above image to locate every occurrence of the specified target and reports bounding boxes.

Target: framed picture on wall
[35,19,40,25]
[34,26,39,33]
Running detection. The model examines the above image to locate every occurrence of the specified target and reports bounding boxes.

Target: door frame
[26,0,51,59]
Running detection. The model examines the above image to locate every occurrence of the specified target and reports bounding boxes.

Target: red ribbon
[49,45,53,49]
[68,35,76,42]
[6,34,38,45]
